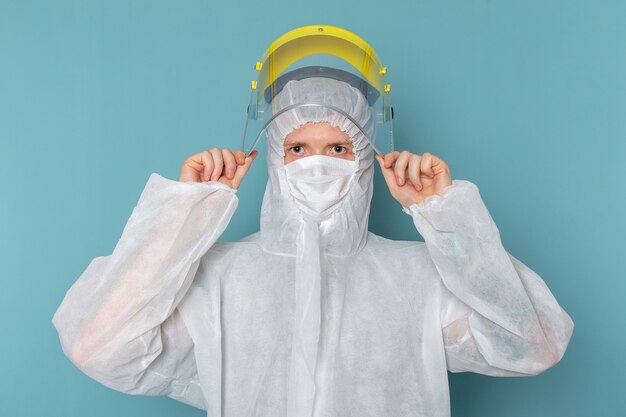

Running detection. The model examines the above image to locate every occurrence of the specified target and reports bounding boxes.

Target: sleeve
[404,180,574,376]
[52,173,238,408]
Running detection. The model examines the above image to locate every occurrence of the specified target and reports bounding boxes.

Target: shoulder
[363,232,438,279]
[364,232,428,254]
[191,232,264,286]
[361,232,444,307]
[202,232,263,259]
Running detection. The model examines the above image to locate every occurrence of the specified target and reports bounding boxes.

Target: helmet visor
[242,25,393,155]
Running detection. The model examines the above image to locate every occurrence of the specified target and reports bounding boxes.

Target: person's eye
[331,145,347,154]
[290,146,303,154]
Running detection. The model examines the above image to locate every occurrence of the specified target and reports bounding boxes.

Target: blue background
[1,0,623,416]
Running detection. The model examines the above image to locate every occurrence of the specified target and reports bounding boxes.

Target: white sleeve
[404,180,574,376]
[52,173,237,407]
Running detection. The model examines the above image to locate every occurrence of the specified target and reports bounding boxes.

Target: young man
[53,76,573,417]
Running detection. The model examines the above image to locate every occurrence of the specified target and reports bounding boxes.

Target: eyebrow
[283,139,303,146]
[329,140,353,146]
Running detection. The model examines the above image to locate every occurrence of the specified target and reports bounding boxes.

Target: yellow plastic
[256,25,387,96]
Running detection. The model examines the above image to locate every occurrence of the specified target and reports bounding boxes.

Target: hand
[376,151,452,208]
[179,148,258,189]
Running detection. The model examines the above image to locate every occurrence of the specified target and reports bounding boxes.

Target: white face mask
[284,155,357,219]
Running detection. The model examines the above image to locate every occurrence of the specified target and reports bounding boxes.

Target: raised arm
[52,148,257,403]
[52,173,237,402]
[376,151,573,376]
[406,180,574,376]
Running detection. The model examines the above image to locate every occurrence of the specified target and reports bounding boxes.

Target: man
[53,27,573,417]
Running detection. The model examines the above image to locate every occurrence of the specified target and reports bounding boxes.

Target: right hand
[179,148,258,189]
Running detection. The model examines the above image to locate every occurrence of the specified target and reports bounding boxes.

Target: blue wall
[1,1,623,416]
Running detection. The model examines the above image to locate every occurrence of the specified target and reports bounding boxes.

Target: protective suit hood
[259,77,376,257]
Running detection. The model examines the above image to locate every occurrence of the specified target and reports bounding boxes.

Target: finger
[376,154,399,192]
[430,155,453,188]
[209,148,224,181]
[430,154,449,176]
[222,148,237,179]
[200,151,214,182]
[180,154,203,182]
[408,154,423,191]
[231,150,258,189]
[420,152,434,178]
[434,169,453,190]
[394,151,412,186]
[233,150,246,165]
[383,151,400,169]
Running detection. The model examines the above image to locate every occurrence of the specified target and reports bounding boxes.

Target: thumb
[232,150,258,189]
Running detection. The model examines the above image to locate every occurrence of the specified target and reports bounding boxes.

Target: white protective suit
[53,78,574,417]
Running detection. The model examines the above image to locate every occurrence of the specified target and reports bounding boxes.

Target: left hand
[376,151,452,208]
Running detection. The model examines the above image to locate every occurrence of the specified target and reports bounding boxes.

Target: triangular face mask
[284,155,357,219]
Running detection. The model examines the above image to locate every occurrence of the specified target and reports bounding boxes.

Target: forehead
[284,122,352,145]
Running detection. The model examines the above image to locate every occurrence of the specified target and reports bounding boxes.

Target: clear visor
[242,25,393,155]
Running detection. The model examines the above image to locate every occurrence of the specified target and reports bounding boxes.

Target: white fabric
[288,216,322,416]
[266,78,376,417]
[52,78,574,417]
[266,78,375,158]
[282,154,361,415]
